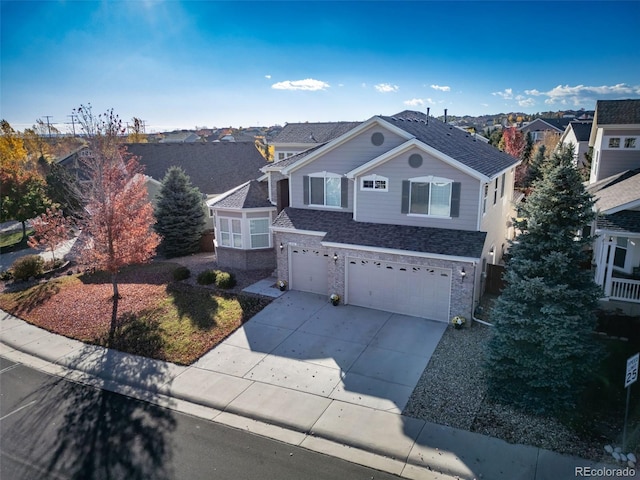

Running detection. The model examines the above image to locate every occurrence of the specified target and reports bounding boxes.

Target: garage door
[347,258,451,321]
[290,248,329,295]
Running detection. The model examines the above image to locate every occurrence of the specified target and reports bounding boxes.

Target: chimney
[426,107,430,124]
[444,109,448,124]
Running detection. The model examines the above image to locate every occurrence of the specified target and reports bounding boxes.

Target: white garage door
[347,258,451,321]
[290,248,329,295]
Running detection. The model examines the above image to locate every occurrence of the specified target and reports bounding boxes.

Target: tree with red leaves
[75,105,160,329]
[27,206,74,262]
[502,126,526,159]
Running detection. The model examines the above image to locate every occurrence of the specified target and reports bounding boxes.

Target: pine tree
[485,145,603,413]
[154,166,206,258]
[526,144,547,188]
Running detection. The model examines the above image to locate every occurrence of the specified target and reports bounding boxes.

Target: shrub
[173,266,191,281]
[12,255,45,281]
[214,270,236,289]
[196,269,217,285]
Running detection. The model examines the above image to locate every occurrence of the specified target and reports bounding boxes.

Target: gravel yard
[403,321,614,463]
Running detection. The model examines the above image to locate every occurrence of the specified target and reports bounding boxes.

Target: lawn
[0,228,33,250]
[0,262,271,365]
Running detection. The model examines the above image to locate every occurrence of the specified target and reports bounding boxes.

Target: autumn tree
[485,145,602,413]
[502,126,526,159]
[75,105,160,328]
[0,120,52,242]
[27,206,74,262]
[126,117,147,143]
[154,166,205,258]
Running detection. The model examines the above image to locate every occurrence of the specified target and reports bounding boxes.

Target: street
[0,356,402,480]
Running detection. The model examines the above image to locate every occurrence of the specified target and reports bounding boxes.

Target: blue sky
[2,1,639,133]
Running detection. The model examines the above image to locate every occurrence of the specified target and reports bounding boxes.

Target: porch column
[603,236,616,297]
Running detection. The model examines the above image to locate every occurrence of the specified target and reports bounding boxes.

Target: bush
[12,255,45,281]
[196,269,217,285]
[214,270,236,289]
[173,266,191,281]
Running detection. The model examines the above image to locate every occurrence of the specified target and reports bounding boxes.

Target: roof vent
[444,109,448,124]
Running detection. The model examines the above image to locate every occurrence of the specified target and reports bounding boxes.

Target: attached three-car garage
[346,258,451,322]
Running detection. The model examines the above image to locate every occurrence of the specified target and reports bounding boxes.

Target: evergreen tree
[485,145,603,413]
[525,145,547,188]
[154,166,206,258]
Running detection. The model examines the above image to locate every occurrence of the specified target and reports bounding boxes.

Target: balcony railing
[609,278,640,303]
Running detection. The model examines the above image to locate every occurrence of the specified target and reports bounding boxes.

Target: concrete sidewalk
[0,309,632,480]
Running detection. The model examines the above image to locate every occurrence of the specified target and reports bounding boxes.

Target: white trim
[601,198,640,215]
[270,226,327,236]
[206,181,250,207]
[407,177,453,217]
[306,171,343,207]
[281,117,413,175]
[321,241,482,263]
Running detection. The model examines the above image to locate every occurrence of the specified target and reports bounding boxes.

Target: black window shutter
[303,176,309,205]
[341,177,349,208]
[450,182,461,217]
[401,180,410,213]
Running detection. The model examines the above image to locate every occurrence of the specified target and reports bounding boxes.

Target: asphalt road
[0,357,403,480]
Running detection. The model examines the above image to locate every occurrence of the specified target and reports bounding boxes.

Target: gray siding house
[263,110,520,323]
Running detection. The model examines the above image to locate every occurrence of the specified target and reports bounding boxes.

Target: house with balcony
[253,110,520,323]
[587,99,640,314]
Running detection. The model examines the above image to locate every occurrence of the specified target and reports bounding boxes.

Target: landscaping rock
[605,445,613,453]
[620,453,627,462]
[628,453,637,463]
[615,446,622,453]
[613,452,621,461]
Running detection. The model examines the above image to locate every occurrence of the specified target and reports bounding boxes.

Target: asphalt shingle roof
[272,143,327,168]
[586,168,640,212]
[596,99,640,125]
[273,122,361,144]
[596,211,640,234]
[125,143,267,196]
[274,207,487,258]
[569,121,593,142]
[381,111,519,178]
[211,180,272,209]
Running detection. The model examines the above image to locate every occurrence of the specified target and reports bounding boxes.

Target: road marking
[0,363,20,374]
[0,400,37,421]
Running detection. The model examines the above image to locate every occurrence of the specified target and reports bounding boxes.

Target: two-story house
[559,121,593,169]
[587,99,640,313]
[257,110,519,323]
[271,121,361,162]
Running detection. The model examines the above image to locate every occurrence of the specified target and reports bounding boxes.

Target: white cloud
[265,75,271,79]
[492,88,513,100]
[525,89,542,96]
[375,83,399,93]
[404,98,424,107]
[517,97,536,107]
[526,83,640,106]
[431,84,450,92]
[404,98,436,107]
[271,78,330,91]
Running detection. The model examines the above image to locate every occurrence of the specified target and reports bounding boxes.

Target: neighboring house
[271,121,361,162]
[254,110,520,323]
[559,121,593,168]
[126,143,268,230]
[159,131,201,143]
[588,99,640,184]
[519,118,570,143]
[588,169,640,314]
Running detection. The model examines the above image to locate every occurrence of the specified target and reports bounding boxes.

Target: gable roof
[273,207,486,259]
[586,168,640,213]
[596,211,640,234]
[379,111,519,178]
[125,143,266,196]
[595,99,640,125]
[567,121,593,142]
[210,180,273,209]
[273,121,361,144]
[520,118,569,133]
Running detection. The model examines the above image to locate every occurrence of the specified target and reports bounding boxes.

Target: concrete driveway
[194,291,446,413]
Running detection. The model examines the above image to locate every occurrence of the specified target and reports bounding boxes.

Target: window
[609,137,621,148]
[402,176,459,217]
[361,174,388,191]
[500,172,506,198]
[249,218,270,249]
[624,138,637,148]
[482,183,489,214]
[208,208,214,218]
[219,218,242,248]
[493,178,499,205]
[278,152,285,161]
[614,237,628,269]
[303,173,347,207]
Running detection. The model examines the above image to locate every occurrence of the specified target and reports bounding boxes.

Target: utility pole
[67,114,77,137]
[43,115,53,137]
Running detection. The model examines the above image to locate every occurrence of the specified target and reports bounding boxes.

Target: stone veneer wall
[216,247,276,271]
[275,231,477,321]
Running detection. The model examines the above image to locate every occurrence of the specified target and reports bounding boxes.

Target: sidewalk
[0,309,634,480]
